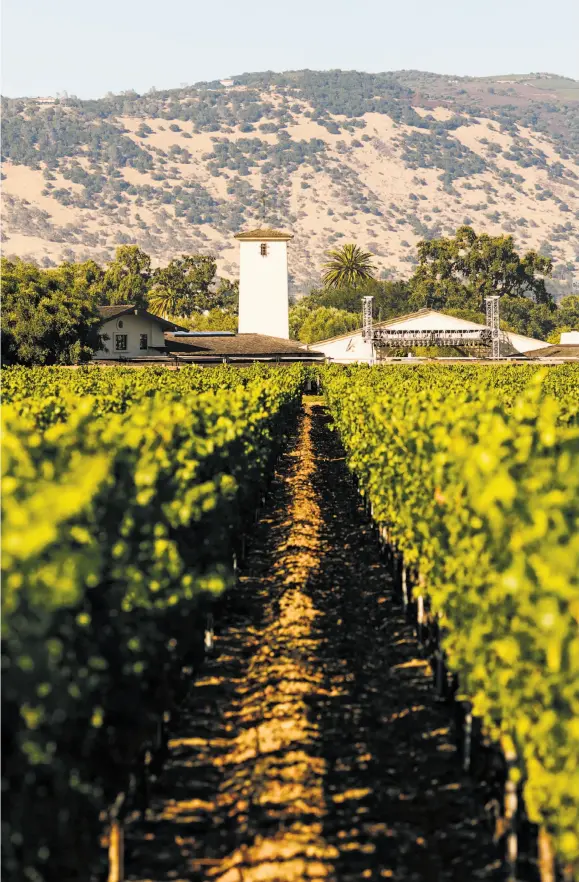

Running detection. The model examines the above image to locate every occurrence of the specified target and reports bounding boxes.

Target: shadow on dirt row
[124,415,308,880]
[125,402,502,882]
[303,404,502,881]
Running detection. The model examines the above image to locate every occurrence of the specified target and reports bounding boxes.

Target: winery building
[95,306,184,359]
[95,228,323,364]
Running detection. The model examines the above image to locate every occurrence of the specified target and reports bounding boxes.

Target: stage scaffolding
[364,296,503,358]
[372,326,492,353]
[362,296,374,342]
[485,295,501,359]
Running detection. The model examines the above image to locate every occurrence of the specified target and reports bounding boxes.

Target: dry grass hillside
[2,70,579,295]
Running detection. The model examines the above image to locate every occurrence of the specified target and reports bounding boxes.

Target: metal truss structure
[372,327,492,351]
[362,295,504,358]
[362,296,374,342]
[485,295,501,359]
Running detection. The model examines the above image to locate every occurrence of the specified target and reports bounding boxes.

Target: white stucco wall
[238,239,289,339]
[561,331,579,344]
[95,314,167,359]
[314,334,374,364]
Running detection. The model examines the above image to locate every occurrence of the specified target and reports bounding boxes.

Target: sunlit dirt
[126,403,501,882]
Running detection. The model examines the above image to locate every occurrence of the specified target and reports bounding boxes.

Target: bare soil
[125,402,502,882]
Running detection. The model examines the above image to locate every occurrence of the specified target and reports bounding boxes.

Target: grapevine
[321,363,579,869]
[2,365,306,879]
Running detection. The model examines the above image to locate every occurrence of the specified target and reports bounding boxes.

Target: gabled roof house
[95,306,185,360]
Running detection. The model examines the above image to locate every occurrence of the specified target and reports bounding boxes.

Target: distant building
[95,306,183,360]
[235,228,293,340]
[560,331,579,345]
[220,78,234,87]
[94,229,323,364]
[310,308,551,363]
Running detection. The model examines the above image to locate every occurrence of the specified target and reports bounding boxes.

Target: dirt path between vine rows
[126,401,502,882]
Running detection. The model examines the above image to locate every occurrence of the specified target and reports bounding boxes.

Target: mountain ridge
[2,69,578,296]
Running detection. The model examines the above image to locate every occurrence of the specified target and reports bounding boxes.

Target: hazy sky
[2,0,578,98]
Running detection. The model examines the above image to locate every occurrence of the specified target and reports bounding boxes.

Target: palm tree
[322,243,376,289]
[148,287,180,320]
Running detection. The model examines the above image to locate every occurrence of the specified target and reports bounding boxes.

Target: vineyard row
[2,362,579,879]
[2,365,307,880]
[320,364,579,874]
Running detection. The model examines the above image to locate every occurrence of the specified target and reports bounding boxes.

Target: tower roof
[234,228,293,241]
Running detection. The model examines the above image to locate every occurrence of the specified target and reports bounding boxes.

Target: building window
[260,243,268,256]
[115,334,127,351]
[139,334,148,350]
[117,319,124,328]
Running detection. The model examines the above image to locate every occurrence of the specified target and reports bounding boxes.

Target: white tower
[235,228,293,339]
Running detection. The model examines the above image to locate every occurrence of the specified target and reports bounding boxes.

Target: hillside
[2,69,579,296]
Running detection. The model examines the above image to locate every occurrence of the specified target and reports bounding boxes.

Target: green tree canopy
[213,278,239,314]
[499,294,559,340]
[289,302,317,340]
[307,278,412,321]
[57,259,106,299]
[322,243,376,289]
[1,258,102,366]
[101,245,152,307]
[557,295,579,329]
[181,309,237,332]
[292,306,360,344]
[148,255,217,318]
[409,226,554,312]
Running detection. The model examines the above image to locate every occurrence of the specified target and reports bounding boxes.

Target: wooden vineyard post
[381,525,392,566]
[204,612,215,654]
[107,790,127,882]
[401,563,408,612]
[537,827,555,882]
[463,705,473,773]
[379,525,387,559]
[503,746,519,882]
[108,820,124,882]
[416,594,424,643]
[107,791,126,882]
